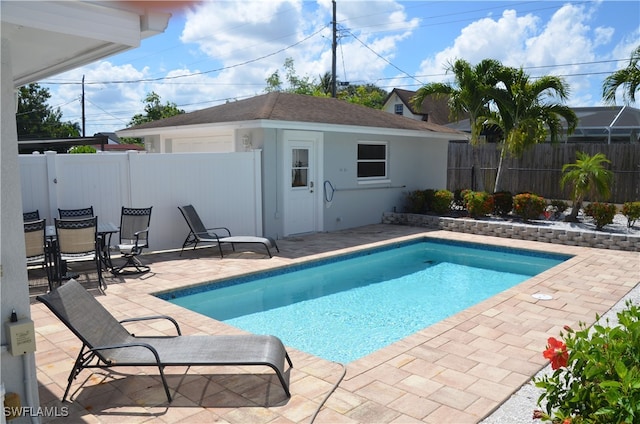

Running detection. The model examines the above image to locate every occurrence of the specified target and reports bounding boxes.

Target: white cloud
[414,2,625,106]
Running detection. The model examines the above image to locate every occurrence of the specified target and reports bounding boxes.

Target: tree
[337,84,388,109]
[264,58,388,105]
[487,68,578,192]
[264,58,320,96]
[560,151,613,222]
[128,92,185,127]
[411,59,503,143]
[412,59,504,191]
[602,45,640,105]
[16,83,81,139]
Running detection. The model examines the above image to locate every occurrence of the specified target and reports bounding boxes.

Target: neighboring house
[117,92,467,238]
[1,0,170,410]
[445,105,640,144]
[382,88,459,125]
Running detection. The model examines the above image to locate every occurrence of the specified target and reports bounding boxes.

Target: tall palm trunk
[493,145,506,193]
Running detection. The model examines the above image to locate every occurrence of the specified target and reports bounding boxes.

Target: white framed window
[357,142,387,179]
[394,104,403,115]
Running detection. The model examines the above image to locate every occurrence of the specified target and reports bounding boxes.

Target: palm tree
[412,58,503,143]
[560,151,613,222]
[412,59,503,191]
[602,45,640,105]
[487,67,578,192]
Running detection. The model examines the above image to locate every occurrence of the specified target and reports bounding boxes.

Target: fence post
[45,150,58,222]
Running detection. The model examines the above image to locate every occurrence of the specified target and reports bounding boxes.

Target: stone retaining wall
[382,212,640,252]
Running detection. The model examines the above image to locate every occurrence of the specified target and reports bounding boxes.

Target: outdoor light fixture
[242,134,252,150]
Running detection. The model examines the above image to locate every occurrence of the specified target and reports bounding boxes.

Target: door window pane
[292,148,309,187]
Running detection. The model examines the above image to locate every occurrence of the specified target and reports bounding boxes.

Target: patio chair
[178,204,279,258]
[23,210,40,222]
[112,206,152,275]
[58,206,94,220]
[54,217,105,291]
[24,218,53,290]
[36,279,292,403]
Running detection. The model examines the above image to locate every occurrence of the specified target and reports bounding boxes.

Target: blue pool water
[159,238,570,363]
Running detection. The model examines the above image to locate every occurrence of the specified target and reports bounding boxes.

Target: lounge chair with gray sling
[178,204,279,258]
[36,279,292,403]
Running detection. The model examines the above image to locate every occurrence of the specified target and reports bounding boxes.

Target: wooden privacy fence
[447,143,640,203]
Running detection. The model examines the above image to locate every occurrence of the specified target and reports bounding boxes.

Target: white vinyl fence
[20,150,263,251]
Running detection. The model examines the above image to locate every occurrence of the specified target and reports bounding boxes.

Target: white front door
[283,131,321,235]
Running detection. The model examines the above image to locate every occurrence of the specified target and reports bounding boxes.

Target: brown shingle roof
[122,92,460,134]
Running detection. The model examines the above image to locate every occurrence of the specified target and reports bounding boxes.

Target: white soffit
[1,1,170,87]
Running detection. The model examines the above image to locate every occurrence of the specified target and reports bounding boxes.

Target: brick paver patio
[28,225,639,423]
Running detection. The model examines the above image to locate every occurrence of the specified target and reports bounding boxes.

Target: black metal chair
[23,210,40,222]
[24,218,53,290]
[112,206,152,275]
[54,217,105,291]
[58,206,94,220]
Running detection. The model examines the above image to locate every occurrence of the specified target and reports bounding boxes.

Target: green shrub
[432,190,453,215]
[513,193,547,222]
[584,202,617,230]
[549,199,569,219]
[463,191,494,218]
[423,189,436,212]
[534,301,640,423]
[405,190,426,214]
[452,189,467,211]
[492,191,513,216]
[622,201,640,228]
[68,145,97,154]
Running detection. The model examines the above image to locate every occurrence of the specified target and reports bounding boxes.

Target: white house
[382,88,457,124]
[1,1,171,415]
[118,92,467,239]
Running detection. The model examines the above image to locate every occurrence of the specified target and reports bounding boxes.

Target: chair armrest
[120,315,182,335]
[90,342,164,365]
[133,227,149,238]
[132,228,150,247]
[205,226,232,237]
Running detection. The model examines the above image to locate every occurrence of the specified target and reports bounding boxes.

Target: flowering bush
[622,201,640,228]
[463,190,494,218]
[533,301,640,423]
[583,202,617,230]
[432,189,453,214]
[513,193,546,222]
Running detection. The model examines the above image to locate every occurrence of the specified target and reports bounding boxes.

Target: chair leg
[63,347,88,402]
[158,365,172,402]
[112,255,150,275]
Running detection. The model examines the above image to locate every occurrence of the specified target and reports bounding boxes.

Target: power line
[42,24,330,86]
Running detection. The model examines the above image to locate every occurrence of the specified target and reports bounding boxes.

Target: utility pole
[81,75,85,137]
[331,0,337,98]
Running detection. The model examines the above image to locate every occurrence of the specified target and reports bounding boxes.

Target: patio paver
[28,225,639,423]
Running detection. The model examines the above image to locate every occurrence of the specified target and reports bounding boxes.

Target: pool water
[160,239,570,363]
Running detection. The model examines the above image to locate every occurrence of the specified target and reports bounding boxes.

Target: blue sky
[40,0,639,136]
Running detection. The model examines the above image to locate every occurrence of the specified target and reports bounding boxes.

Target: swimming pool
[158,238,570,363]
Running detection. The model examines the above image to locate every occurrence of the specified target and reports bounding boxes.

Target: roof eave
[117,119,464,140]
